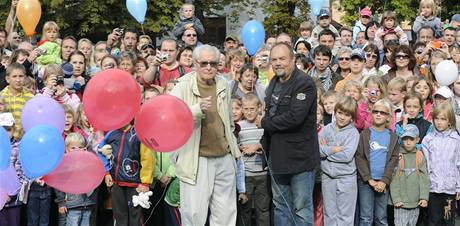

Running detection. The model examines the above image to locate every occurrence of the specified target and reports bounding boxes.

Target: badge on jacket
[296,93,306,100]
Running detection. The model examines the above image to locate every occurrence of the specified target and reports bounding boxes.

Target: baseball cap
[360,8,372,17]
[225,35,238,42]
[401,124,419,139]
[318,9,330,18]
[350,48,365,61]
[451,14,460,23]
[0,112,14,127]
[434,86,454,99]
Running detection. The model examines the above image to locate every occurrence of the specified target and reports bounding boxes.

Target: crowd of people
[1,0,460,226]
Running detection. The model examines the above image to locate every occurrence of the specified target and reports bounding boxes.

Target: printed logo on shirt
[122,158,140,178]
[370,141,387,152]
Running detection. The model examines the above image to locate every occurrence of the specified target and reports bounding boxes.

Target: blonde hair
[335,96,358,120]
[299,21,313,32]
[43,64,63,82]
[387,77,407,92]
[181,3,195,12]
[226,49,247,66]
[321,90,337,102]
[42,21,59,34]
[242,92,261,105]
[372,98,393,128]
[419,0,438,17]
[65,132,86,148]
[341,79,363,101]
[63,104,75,118]
[364,76,387,98]
[432,102,456,131]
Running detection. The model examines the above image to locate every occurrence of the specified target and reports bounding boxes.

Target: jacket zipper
[114,131,126,181]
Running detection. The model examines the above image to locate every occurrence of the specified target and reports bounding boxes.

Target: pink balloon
[43,151,105,194]
[135,95,193,152]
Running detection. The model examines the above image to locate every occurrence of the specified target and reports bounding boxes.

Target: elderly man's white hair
[192,44,220,62]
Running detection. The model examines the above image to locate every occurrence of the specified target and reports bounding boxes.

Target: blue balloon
[0,127,10,171]
[19,125,64,179]
[126,0,148,24]
[241,20,265,56]
[309,0,324,15]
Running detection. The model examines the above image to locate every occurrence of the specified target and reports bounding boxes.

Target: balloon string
[141,24,145,35]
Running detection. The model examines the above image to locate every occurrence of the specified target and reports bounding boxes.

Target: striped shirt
[0,86,34,140]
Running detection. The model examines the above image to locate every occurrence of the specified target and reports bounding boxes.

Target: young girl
[412,77,434,121]
[232,97,244,123]
[41,21,60,43]
[421,103,460,225]
[374,11,409,50]
[412,0,442,38]
[395,92,432,144]
[63,104,88,140]
[341,78,364,103]
[75,104,104,153]
[356,76,387,131]
[355,99,400,225]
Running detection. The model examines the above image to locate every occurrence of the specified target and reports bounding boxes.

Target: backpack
[397,150,424,177]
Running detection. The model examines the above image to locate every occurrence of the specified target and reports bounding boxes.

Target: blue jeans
[66,209,91,226]
[358,179,389,226]
[27,187,51,226]
[271,170,315,226]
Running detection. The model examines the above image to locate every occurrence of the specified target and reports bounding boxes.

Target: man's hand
[374,181,386,193]
[105,174,113,187]
[238,193,248,204]
[58,206,67,215]
[199,96,212,112]
[107,28,122,48]
[368,179,377,188]
[419,199,428,207]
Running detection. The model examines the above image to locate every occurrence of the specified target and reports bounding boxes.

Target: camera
[368,89,378,97]
[159,52,169,62]
[56,75,65,85]
[261,55,269,63]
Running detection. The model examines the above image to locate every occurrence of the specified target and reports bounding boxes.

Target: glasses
[372,110,390,116]
[197,61,218,68]
[384,40,399,46]
[103,63,115,69]
[415,49,424,54]
[366,53,378,59]
[395,54,409,60]
[185,34,197,37]
[338,57,350,61]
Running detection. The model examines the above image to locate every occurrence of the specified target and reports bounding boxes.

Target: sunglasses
[338,57,351,61]
[372,110,390,116]
[366,53,378,59]
[395,54,409,60]
[185,34,197,37]
[197,61,218,68]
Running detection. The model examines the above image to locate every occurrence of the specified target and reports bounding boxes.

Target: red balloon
[83,69,141,131]
[43,151,105,194]
[135,95,193,152]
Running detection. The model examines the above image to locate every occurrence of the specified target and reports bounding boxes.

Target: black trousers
[111,184,143,226]
[427,192,456,226]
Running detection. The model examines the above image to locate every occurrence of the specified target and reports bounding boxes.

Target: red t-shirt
[143,64,191,87]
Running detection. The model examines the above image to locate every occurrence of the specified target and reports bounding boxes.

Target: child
[63,104,88,140]
[232,97,244,123]
[172,3,205,39]
[355,99,400,225]
[0,63,34,140]
[317,104,324,132]
[311,9,340,47]
[38,64,81,112]
[237,93,270,226]
[421,103,460,226]
[0,113,29,226]
[353,7,372,45]
[356,76,387,131]
[411,77,434,121]
[318,96,359,225]
[36,21,62,69]
[387,77,407,128]
[56,133,97,226]
[101,122,154,226]
[390,124,429,226]
[374,11,409,50]
[296,21,313,45]
[433,86,454,107]
[395,93,432,146]
[75,104,104,153]
[340,79,363,103]
[321,90,337,126]
[412,0,442,38]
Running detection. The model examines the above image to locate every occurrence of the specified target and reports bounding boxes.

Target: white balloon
[435,60,459,86]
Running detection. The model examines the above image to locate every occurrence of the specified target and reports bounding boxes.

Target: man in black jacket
[261,42,319,226]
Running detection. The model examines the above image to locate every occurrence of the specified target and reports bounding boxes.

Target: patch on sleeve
[296,93,306,100]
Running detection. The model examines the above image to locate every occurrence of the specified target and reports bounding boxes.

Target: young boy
[237,93,270,226]
[318,96,359,225]
[100,122,154,226]
[353,7,372,45]
[387,77,407,125]
[0,63,34,140]
[390,124,429,226]
[296,21,313,44]
[335,48,366,92]
[172,3,205,39]
[56,133,96,226]
[321,90,337,126]
[311,9,340,48]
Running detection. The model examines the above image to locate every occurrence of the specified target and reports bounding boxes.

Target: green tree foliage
[339,0,460,26]
[1,0,183,41]
[262,0,310,38]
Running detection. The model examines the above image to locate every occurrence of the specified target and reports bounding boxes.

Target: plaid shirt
[0,86,34,140]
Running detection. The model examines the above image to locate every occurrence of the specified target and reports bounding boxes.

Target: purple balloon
[21,96,65,132]
[0,188,8,210]
[0,165,20,196]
